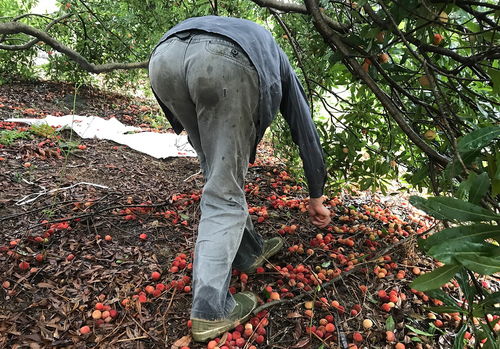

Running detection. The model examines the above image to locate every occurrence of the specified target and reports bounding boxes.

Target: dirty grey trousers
[149,32,264,321]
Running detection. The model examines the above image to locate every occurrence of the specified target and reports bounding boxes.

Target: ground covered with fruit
[0,81,496,349]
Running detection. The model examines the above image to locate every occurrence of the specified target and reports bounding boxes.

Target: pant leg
[185,36,263,320]
[232,215,264,270]
[149,33,263,321]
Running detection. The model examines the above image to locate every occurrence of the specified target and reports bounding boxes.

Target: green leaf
[474,292,500,317]
[494,179,500,196]
[478,291,500,309]
[495,153,500,180]
[428,241,500,264]
[455,269,476,306]
[469,172,491,204]
[456,172,476,200]
[458,255,500,275]
[457,126,500,152]
[445,150,481,178]
[410,196,499,222]
[426,289,462,308]
[425,306,465,314]
[405,324,434,337]
[454,324,467,349]
[411,264,462,291]
[489,68,500,96]
[421,224,500,250]
[478,322,498,349]
[386,315,395,331]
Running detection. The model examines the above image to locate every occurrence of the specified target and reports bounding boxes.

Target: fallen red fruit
[19,261,30,271]
[151,271,161,280]
[386,330,395,342]
[80,325,91,334]
[139,233,147,240]
[353,332,363,342]
[377,290,387,299]
[381,303,391,312]
[66,254,75,261]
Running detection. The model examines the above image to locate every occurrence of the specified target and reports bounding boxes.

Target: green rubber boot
[241,236,284,273]
[191,291,258,342]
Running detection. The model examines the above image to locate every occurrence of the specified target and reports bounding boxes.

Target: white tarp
[5,115,196,158]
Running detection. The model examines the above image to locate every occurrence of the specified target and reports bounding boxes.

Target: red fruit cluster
[118,204,153,221]
[306,314,336,340]
[329,300,346,314]
[91,301,119,326]
[35,220,71,240]
[263,285,280,301]
[277,224,298,235]
[206,311,269,349]
[170,253,191,273]
[151,271,161,281]
[350,304,362,316]
[433,33,444,45]
[267,195,305,211]
[288,244,305,254]
[248,206,268,223]
[170,275,192,293]
[378,289,405,312]
[310,233,335,250]
[274,264,323,290]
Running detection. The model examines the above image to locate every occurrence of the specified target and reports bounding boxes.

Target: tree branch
[270,9,314,113]
[303,0,450,166]
[0,13,72,50]
[251,0,349,33]
[0,21,147,73]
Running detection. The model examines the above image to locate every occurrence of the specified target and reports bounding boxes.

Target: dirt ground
[0,81,487,349]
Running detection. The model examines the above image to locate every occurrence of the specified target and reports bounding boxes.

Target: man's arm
[279,52,330,227]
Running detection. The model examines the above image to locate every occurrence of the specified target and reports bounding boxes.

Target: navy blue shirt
[151,16,326,198]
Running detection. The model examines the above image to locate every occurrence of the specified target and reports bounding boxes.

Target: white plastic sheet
[6,115,196,158]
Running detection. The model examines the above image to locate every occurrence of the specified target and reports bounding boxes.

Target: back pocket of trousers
[205,40,255,71]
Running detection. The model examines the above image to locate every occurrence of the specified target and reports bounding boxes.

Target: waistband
[172,29,238,45]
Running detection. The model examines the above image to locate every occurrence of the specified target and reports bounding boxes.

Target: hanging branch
[269,9,315,114]
[0,13,72,50]
[251,0,349,33]
[0,21,148,73]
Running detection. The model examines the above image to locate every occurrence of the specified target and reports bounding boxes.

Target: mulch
[0,80,476,349]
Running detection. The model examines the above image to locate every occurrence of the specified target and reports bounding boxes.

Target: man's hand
[308,197,331,228]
